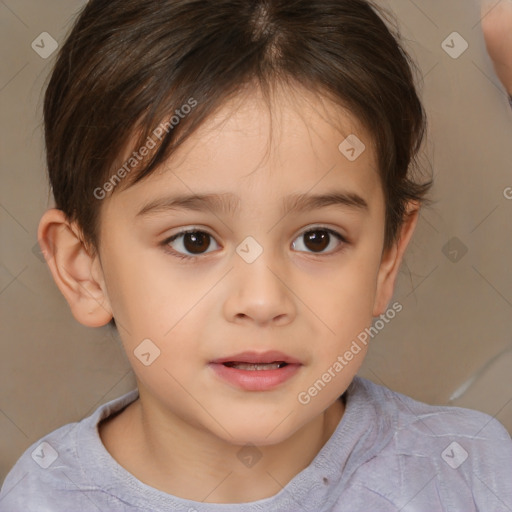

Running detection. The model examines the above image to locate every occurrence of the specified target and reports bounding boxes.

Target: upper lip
[210,350,302,365]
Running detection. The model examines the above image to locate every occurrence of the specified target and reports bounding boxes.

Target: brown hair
[44,0,432,255]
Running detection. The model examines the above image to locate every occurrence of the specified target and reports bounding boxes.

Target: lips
[209,351,302,391]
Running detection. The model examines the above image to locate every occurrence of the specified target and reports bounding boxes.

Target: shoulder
[0,421,85,511]
[342,377,512,510]
[0,389,139,512]
[351,375,512,443]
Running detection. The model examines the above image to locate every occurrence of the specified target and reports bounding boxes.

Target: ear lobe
[372,202,420,317]
[37,208,113,327]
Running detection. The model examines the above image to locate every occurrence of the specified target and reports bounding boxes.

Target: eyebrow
[136,190,369,218]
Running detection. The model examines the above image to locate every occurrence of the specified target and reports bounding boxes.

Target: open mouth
[209,351,301,390]
[222,361,288,370]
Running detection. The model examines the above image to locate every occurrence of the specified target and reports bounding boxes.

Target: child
[1,0,511,510]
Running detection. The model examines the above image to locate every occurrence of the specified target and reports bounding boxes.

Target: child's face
[94,86,403,445]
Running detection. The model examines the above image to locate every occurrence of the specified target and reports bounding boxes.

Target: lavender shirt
[1,376,511,511]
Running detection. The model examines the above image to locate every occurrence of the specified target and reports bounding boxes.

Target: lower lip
[209,363,301,391]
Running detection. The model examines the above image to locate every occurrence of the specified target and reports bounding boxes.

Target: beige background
[1,0,511,485]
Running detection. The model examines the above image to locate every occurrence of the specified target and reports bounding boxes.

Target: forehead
[168,84,377,176]
[109,84,383,218]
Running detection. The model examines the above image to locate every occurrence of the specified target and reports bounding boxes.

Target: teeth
[224,362,286,370]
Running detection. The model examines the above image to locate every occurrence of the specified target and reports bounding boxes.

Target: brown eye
[292,228,345,254]
[182,232,211,254]
[304,230,330,252]
[165,229,219,258]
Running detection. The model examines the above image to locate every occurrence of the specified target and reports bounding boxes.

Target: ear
[372,202,420,317]
[37,208,113,327]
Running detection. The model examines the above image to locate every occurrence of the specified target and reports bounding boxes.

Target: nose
[223,246,296,327]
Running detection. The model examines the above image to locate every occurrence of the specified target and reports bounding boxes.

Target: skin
[38,84,419,504]
[481,0,512,95]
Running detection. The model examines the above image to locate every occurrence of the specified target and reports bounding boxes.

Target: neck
[100,389,345,504]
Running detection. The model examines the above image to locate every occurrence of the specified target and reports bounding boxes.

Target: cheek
[101,246,210,359]
[99,242,172,335]
[313,252,381,339]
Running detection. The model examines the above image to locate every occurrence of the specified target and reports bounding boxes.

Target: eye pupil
[305,230,329,252]
[184,232,210,254]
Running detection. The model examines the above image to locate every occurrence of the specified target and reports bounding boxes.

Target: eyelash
[160,226,349,261]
